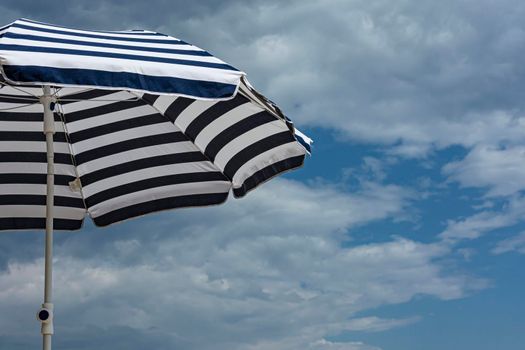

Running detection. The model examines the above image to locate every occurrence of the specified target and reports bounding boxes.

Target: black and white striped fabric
[0,79,310,230]
[0,84,86,230]
[0,19,243,98]
[0,19,311,231]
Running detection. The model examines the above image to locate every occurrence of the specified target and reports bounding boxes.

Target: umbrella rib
[238,77,285,121]
[55,101,88,213]
[0,81,40,98]
[0,84,140,103]
[57,98,141,102]
[0,102,38,111]
[56,89,141,102]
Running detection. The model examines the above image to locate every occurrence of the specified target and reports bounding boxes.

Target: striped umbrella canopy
[0,19,311,349]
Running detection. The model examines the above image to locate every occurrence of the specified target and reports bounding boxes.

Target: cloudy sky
[1,1,525,349]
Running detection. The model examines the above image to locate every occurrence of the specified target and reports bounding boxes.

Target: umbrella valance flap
[0,18,244,99]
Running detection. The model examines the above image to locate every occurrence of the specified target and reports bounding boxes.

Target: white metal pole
[40,85,55,350]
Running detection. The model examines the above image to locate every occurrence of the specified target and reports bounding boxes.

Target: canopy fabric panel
[0,81,310,230]
[59,88,233,227]
[0,85,86,230]
[0,19,244,98]
[139,80,307,198]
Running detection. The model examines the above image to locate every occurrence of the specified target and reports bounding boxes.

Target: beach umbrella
[0,19,311,349]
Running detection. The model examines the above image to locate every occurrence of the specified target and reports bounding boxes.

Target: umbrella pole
[40,85,55,350]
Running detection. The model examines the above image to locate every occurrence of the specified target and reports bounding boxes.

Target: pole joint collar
[38,303,54,335]
[40,94,57,135]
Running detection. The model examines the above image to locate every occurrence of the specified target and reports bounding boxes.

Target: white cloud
[443,145,525,197]
[308,339,381,350]
[161,1,525,159]
[242,336,382,350]
[440,196,525,241]
[492,231,525,254]
[345,316,420,333]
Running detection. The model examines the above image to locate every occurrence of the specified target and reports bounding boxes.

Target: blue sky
[1,1,525,349]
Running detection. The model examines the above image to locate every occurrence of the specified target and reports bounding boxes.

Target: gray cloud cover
[0,0,524,349]
[0,179,485,349]
[2,0,525,155]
